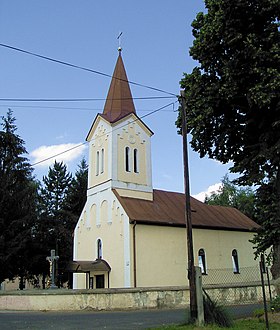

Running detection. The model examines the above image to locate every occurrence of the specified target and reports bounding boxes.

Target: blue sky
[0,1,233,200]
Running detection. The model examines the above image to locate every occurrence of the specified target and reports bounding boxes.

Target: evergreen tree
[0,109,38,286]
[64,157,88,217]
[38,161,72,285]
[61,158,88,287]
[40,160,72,216]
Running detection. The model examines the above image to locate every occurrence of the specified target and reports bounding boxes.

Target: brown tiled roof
[114,189,259,232]
[86,53,153,141]
[102,53,136,123]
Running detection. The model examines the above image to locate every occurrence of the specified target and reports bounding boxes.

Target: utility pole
[180,90,197,321]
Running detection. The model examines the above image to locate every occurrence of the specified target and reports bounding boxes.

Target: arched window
[232,249,239,274]
[97,239,102,259]
[125,147,130,172]
[198,249,207,275]
[100,148,104,174]
[133,149,138,173]
[96,151,100,175]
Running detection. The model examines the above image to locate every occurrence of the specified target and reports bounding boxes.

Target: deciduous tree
[205,175,256,220]
[178,0,280,279]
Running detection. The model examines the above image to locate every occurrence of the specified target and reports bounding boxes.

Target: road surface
[0,304,261,329]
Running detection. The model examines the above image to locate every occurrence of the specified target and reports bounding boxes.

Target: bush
[203,291,233,327]
[253,308,264,318]
[270,295,280,312]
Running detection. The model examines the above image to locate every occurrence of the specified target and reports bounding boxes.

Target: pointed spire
[102,52,136,123]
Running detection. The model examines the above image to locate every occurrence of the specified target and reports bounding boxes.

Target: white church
[71,51,259,289]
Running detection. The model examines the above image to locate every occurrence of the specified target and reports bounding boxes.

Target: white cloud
[192,183,222,202]
[31,143,87,167]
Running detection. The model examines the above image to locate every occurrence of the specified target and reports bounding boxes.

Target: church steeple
[86,51,153,200]
[102,52,136,123]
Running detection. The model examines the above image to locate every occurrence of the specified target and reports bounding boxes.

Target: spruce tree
[64,157,88,217]
[39,161,72,285]
[62,158,88,287]
[0,109,37,286]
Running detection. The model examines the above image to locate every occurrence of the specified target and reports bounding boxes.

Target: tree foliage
[37,159,87,285]
[38,161,73,282]
[178,0,280,278]
[0,110,88,287]
[251,177,280,278]
[63,157,88,218]
[0,109,38,285]
[205,175,256,220]
[40,161,72,216]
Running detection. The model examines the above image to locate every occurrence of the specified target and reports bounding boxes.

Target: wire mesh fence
[201,265,276,311]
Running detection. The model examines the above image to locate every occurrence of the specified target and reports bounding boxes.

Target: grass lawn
[149,313,280,330]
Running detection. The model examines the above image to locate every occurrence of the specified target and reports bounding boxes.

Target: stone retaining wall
[0,287,189,311]
[0,284,274,311]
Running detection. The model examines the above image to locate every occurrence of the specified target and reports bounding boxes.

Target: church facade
[72,52,259,289]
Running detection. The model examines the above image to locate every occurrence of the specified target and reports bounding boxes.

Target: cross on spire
[117,32,123,53]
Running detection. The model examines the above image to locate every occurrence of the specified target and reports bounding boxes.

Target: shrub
[253,308,264,318]
[203,291,233,327]
[270,295,280,312]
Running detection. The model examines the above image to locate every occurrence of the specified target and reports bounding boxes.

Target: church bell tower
[86,50,153,201]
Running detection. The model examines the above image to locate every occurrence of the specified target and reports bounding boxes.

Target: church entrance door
[96,274,105,288]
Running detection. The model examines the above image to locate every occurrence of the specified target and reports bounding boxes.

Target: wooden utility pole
[180,91,197,321]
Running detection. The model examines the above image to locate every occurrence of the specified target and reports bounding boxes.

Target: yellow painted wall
[74,194,127,288]
[193,228,256,270]
[134,224,258,287]
[117,121,149,186]
[192,228,259,285]
[134,225,188,287]
[88,123,109,189]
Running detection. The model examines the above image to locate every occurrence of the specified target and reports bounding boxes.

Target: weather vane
[117,32,123,52]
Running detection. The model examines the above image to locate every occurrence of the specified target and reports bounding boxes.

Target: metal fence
[201,265,276,309]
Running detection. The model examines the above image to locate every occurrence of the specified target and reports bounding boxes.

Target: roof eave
[129,219,259,232]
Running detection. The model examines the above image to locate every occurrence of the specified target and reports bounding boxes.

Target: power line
[31,101,178,167]
[0,43,177,97]
[31,142,87,167]
[0,96,176,102]
[0,104,177,112]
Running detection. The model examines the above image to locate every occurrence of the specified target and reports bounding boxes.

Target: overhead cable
[0,43,177,97]
[31,100,178,167]
[0,96,176,102]
[0,104,177,112]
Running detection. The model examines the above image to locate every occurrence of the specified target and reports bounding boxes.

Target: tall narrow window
[97,239,102,259]
[232,249,239,274]
[198,249,207,275]
[96,151,100,176]
[125,147,130,172]
[133,149,138,173]
[100,148,104,174]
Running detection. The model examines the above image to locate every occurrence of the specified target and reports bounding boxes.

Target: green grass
[149,318,280,330]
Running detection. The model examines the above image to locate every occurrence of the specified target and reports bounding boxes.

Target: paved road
[0,309,188,330]
[0,304,262,330]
